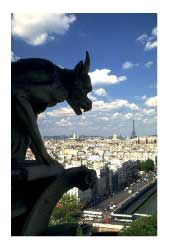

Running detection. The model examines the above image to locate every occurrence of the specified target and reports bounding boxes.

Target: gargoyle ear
[83,51,90,74]
[74,60,83,76]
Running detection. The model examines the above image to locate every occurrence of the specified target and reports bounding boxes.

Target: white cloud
[152,27,157,36]
[38,113,46,120]
[94,88,107,97]
[133,107,156,121]
[141,95,147,100]
[47,107,74,117]
[144,61,154,68]
[12,14,76,45]
[92,99,139,112]
[36,94,156,136]
[122,61,139,70]
[55,118,72,127]
[46,99,139,120]
[11,51,20,61]
[125,103,139,110]
[143,117,157,125]
[132,112,143,120]
[124,113,133,119]
[88,93,98,102]
[89,69,127,86]
[136,34,148,44]
[137,27,157,51]
[100,116,109,121]
[38,101,157,137]
[145,96,157,107]
[145,41,157,51]
[112,112,122,119]
[142,108,156,115]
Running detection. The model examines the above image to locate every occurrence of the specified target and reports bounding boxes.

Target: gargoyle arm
[15,95,54,165]
[30,140,44,162]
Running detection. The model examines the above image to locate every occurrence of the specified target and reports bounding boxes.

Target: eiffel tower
[130,120,137,139]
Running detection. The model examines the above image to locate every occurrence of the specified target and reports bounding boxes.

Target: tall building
[73,133,76,139]
[130,120,137,139]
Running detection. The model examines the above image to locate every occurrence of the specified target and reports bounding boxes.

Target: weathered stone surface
[11,53,95,236]
[11,163,96,235]
[11,52,92,168]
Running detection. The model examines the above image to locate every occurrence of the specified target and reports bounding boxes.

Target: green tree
[145,159,155,171]
[49,193,82,225]
[120,213,157,236]
[76,225,83,236]
[138,159,155,172]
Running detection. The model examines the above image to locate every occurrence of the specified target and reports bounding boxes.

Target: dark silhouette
[12,52,92,172]
[11,52,97,236]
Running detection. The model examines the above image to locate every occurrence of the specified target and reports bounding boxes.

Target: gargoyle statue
[12,51,92,173]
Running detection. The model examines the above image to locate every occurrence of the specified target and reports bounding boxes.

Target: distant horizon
[42,133,157,138]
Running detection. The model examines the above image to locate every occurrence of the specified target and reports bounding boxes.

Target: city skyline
[11,13,157,137]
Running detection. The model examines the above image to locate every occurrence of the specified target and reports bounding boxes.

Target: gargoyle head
[66,51,92,115]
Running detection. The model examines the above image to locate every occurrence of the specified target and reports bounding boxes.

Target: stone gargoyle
[12,51,92,173]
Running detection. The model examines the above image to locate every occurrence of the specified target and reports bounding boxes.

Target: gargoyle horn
[83,51,90,74]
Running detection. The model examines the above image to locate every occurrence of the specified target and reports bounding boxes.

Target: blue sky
[11,13,157,137]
